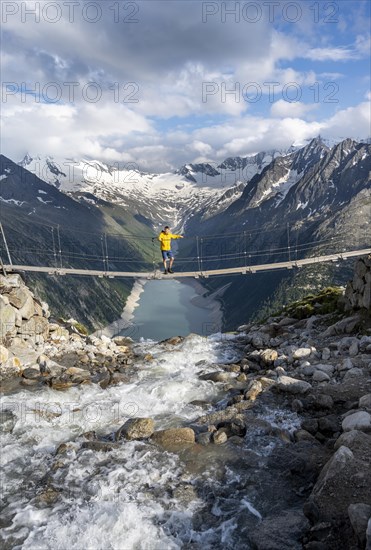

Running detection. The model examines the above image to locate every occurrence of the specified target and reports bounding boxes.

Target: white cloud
[271,100,319,118]
[1,0,370,172]
[305,47,356,62]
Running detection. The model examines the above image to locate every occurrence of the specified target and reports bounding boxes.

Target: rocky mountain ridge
[184,138,371,330]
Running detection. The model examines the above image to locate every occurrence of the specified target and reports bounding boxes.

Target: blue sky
[1,0,370,171]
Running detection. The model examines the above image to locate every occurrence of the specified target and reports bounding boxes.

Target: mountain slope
[183,138,371,328]
[0,155,155,330]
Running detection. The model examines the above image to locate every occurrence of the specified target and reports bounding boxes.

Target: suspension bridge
[0,222,370,280]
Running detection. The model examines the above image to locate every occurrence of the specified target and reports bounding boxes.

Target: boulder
[0,301,16,339]
[49,326,69,341]
[245,380,263,401]
[313,364,335,376]
[323,315,361,337]
[20,316,49,337]
[312,446,354,499]
[212,429,228,444]
[293,347,313,360]
[151,427,195,448]
[0,274,22,289]
[115,417,154,441]
[338,357,353,371]
[321,348,331,361]
[199,371,230,383]
[6,286,30,310]
[367,518,371,550]
[0,344,9,365]
[276,375,312,395]
[342,411,371,433]
[359,394,371,410]
[348,503,371,547]
[334,430,371,452]
[17,294,35,320]
[313,370,330,383]
[343,368,363,381]
[317,415,340,435]
[21,366,41,379]
[306,394,334,410]
[260,349,278,365]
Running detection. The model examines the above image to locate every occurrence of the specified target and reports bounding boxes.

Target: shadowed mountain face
[0,155,155,330]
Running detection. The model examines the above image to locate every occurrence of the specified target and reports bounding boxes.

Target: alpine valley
[0,136,370,331]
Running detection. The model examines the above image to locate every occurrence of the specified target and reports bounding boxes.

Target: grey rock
[301,419,318,435]
[18,294,35,320]
[293,347,313,360]
[348,503,371,547]
[0,345,9,365]
[367,518,371,550]
[349,341,359,357]
[260,348,278,365]
[343,367,363,381]
[0,302,16,340]
[307,393,334,410]
[115,417,155,441]
[294,429,317,443]
[321,348,331,361]
[313,370,330,382]
[22,366,41,379]
[338,357,353,371]
[342,411,371,433]
[334,429,371,452]
[297,365,315,377]
[303,500,320,525]
[359,394,371,410]
[276,375,312,395]
[318,415,339,435]
[81,441,117,452]
[212,429,228,444]
[323,315,361,337]
[20,316,49,337]
[196,432,212,445]
[245,380,263,401]
[360,336,371,351]
[151,427,195,448]
[313,364,335,376]
[199,371,230,382]
[312,446,354,497]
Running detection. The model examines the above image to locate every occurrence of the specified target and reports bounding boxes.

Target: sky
[1,0,370,172]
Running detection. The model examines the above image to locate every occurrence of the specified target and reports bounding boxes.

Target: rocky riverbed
[1,259,371,549]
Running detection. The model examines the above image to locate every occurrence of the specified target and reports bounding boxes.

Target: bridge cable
[196,236,201,272]
[200,237,204,273]
[101,235,106,272]
[0,222,13,266]
[56,225,63,268]
[104,233,109,272]
[287,222,291,262]
[151,237,157,276]
[51,227,57,267]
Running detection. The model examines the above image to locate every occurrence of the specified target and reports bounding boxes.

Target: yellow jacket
[158,231,182,251]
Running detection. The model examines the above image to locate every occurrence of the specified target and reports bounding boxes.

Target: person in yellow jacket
[158,226,183,273]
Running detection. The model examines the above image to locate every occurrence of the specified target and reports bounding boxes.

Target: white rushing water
[1,333,299,550]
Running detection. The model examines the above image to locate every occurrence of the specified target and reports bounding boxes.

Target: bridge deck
[3,249,371,279]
